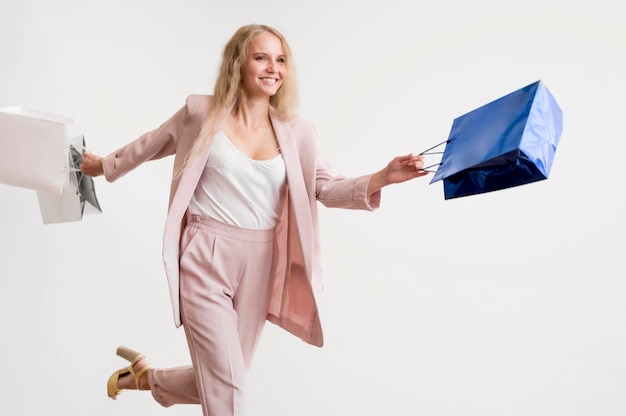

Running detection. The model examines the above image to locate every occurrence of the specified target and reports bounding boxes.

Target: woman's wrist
[367,168,389,196]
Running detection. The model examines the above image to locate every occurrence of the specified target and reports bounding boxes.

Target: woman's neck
[233,95,271,129]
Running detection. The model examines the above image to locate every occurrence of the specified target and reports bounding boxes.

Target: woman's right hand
[80,151,104,177]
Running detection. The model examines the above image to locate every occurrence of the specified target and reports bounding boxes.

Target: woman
[81,24,429,416]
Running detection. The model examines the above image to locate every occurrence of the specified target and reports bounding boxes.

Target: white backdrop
[1,1,625,415]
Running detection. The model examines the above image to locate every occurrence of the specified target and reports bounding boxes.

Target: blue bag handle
[419,139,450,172]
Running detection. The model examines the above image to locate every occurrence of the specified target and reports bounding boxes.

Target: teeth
[261,78,277,84]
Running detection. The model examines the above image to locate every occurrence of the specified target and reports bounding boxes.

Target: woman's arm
[79,104,188,181]
[314,152,428,210]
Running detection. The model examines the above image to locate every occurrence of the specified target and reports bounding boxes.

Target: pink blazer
[102,95,381,347]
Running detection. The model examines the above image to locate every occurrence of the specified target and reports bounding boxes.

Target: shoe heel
[108,346,151,398]
[116,346,143,363]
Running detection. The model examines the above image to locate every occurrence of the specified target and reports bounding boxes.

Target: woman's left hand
[367,153,429,196]
[383,153,429,185]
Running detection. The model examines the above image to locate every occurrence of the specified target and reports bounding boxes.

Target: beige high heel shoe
[106,346,151,399]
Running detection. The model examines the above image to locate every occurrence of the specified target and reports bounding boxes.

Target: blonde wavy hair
[181,24,298,174]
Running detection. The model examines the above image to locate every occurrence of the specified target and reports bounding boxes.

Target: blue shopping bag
[428,80,563,199]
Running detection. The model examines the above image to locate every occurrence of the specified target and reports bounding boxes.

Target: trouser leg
[150,216,274,415]
[149,366,199,406]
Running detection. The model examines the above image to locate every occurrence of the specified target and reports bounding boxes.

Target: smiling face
[240,32,286,99]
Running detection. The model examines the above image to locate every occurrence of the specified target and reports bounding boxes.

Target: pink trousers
[147,215,276,416]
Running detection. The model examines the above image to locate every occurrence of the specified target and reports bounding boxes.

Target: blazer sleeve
[315,153,381,210]
[299,122,380,210]
[102,104,188,183]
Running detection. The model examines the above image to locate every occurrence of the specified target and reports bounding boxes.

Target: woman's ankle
[134,358,151,390]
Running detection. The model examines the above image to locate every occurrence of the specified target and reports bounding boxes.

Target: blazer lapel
[270,112,310,219]
[270,111,314,273]
[163,119,223,261]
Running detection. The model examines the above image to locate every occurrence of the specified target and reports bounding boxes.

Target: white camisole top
[188,131,287,230]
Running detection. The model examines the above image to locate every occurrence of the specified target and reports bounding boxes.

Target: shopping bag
[0,105,102,223]
[0,106,70,194]
[428,80,563,199]
[36,135,103,224]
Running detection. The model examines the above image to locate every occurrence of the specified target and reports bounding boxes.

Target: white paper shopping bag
[0,106,72,194]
